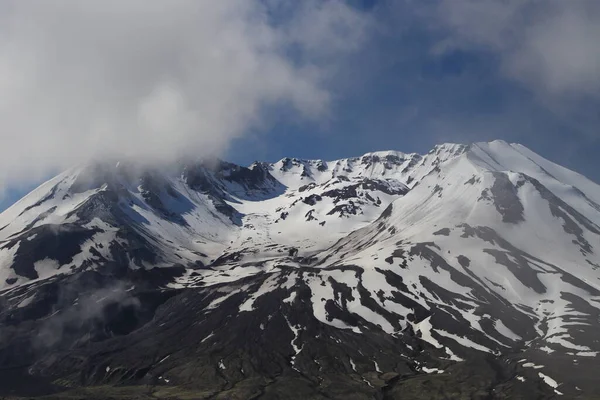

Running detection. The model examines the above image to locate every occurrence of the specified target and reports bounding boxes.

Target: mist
[35,282,141,349]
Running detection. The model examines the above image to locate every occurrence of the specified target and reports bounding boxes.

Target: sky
[1,0,599,211]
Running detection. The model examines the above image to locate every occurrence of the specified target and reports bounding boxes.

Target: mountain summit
[1,140,599,399]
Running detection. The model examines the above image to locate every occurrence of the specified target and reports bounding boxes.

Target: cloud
[0,0,371,188]
[428,0,600,103]
[35,282,141,349]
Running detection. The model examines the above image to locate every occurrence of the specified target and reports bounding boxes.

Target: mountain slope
[0,140,599,399]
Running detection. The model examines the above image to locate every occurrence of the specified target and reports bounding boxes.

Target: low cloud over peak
[0,0,370,188]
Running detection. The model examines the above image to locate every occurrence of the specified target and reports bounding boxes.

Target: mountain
[1,140,599,399]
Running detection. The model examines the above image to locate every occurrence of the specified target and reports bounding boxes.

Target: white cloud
[0,0,370,188]
[430,0,600,99]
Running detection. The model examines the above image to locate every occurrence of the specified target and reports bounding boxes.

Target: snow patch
[422,367,444,374]
[349,358,357,372]
[414,317,442,349]
[373,360,382,373]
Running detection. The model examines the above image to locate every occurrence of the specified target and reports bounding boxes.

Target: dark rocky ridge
[0,266,562,400]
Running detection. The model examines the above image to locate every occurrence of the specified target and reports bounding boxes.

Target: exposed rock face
[1,140,600,399]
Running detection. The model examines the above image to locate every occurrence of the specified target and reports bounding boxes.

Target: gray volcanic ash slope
[1,140,599,399]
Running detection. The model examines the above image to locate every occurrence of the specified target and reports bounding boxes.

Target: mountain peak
[1,140,600,398]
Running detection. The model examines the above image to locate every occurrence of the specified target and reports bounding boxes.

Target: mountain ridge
[1,140,599,399]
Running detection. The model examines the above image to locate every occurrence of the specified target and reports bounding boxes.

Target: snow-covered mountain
[1,140,599,399]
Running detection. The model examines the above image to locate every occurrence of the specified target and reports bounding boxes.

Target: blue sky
[1,0,599,212]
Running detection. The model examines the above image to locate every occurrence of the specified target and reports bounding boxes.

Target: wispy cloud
[426,0,600,135]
